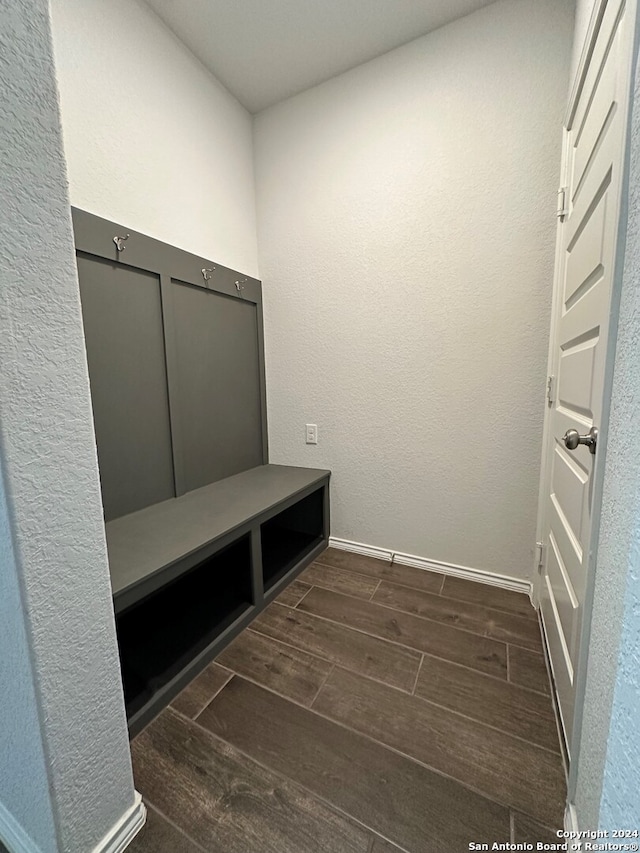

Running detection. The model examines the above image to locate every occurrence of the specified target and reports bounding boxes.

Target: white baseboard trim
[0,802,42,853]
[564,803,581,851]
[0,793,146,853]
[328,537,532,597]
[329,537,393,562]
[92,793,146,853]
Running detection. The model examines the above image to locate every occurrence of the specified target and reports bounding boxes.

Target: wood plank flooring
[508,645,552,695]
[413,654,558,750]
[215,628,333,706]
[170,662,233,719]
[372,581,543,649]
[252,602,422,692]
[132,708,371,853]
[298,585,508,678]
[512,812,560,845]
[198,677,511,851]
[130,547,566,853]
[129,804,203,853]
[274,578,311,607]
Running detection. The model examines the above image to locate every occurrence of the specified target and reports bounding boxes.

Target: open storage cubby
[261,486,325,591]
[115,535,252,718]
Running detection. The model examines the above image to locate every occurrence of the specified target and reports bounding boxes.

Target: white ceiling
[144,0,497,113]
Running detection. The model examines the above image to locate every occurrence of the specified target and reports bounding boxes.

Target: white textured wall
[50,0,259,278]
[255,0,575,579]
[0,0,137,849]
[573,56,640,831]
[0,473,57,852]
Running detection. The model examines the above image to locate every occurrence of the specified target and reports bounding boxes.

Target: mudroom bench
[106,464,330,735]
[72,209,331,735]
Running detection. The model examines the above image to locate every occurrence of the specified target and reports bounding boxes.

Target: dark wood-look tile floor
[130,547,566,853]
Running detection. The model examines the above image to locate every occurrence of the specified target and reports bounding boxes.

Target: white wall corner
[258,0,574,584]
[0,802,42,853]
[49,0,259,279]
[92,794,146,853]
[328,537,533,597]
[0,796,146,853]
[2,0,138,850]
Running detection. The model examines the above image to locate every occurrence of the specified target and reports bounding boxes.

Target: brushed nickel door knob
[563,427,598,454]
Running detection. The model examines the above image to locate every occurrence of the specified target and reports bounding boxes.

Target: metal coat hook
[202,267,216,283]
[113,234,130,252]
[235,279,247,293]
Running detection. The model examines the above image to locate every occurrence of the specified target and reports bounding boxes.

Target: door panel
[557,340,597,416]
[549,498,584,600]
[558,287,605,351]
[572,0,623,136]
[551,446,586,542]
[564,194,607,307]
[547,534,579,657]
[538,0,634,752]
[572,43,617,201]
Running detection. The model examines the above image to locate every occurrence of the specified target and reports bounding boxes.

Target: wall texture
[573,56,640,830]
[50,0,259,278]
[599,540,640,826]
[600,532,640,830]
[0,474,57,852]
[0,0,137,849]
[254,0,575,579]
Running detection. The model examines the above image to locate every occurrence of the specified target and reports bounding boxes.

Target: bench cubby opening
[261,486,325,591]
[115,535,252,718]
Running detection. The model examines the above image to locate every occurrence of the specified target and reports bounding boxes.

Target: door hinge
[556,187,568,220]
[536,541,546,573]
[547,375,556,406]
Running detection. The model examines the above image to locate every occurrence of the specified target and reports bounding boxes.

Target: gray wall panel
[171,281,263,492]
[77,255,175,520]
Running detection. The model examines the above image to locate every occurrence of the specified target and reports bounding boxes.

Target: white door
[536,0,636,755]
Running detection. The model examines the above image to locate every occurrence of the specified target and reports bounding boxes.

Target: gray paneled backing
[159,275,187,496]
[71,208,262,305]
[255,296,269,462]
[77,254,175,520]
[72,208,269,507]
[107,464,330,606]
[170,280,263,493]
